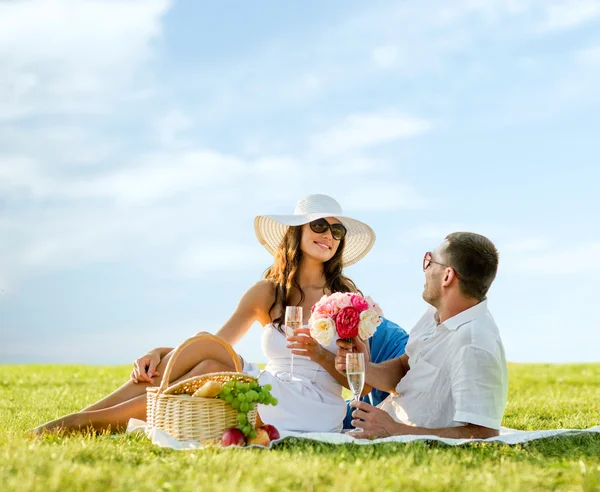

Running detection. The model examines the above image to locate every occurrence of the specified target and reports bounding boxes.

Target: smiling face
[300,217,342,264]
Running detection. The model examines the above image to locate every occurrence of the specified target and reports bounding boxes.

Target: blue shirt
[343,317,409,429]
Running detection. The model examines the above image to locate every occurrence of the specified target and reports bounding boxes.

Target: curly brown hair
[263,225,360,332]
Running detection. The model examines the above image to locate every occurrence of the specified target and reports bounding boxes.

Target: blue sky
[1,0,599,365]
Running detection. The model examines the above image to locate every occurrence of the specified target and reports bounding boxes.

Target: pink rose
[365,296,384,316]
[331,292,352,309]
[335,306,360,339]
[311,299,335,319]
[328,298,350,316]
[310,306,330,320]
[350,294,369,313]
[312,295,329,313]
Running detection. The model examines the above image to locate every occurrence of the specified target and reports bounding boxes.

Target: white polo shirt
[379,300,508,430]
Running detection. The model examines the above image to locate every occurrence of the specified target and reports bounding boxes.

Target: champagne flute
[346,352,365,430]
[284,305,303,382]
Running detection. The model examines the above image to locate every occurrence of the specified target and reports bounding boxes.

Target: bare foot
[26,413,83,437]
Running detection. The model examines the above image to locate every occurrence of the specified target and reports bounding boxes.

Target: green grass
[1,364,599,491]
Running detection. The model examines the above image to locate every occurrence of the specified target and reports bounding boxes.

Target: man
[336,232,508,439]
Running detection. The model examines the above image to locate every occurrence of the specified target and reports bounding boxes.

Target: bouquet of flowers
[308,292,383,346]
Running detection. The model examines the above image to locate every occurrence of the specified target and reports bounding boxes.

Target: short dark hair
[443,232,499,301]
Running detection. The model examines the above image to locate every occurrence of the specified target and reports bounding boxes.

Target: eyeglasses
[309,218,347,241]
[423,252,462,278]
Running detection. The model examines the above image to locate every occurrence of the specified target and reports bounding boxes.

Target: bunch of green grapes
[218,380,278,438]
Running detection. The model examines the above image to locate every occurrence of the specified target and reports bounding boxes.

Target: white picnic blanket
[126,419,600,450]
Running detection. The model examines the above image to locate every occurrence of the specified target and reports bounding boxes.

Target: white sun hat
[254,194,376,267]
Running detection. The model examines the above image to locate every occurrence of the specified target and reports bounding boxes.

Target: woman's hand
[335,337,370,374]
[286,328,326,364]
[130,350,161,384]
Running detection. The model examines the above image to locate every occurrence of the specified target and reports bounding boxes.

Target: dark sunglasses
[423,252,462,278]
[309,218,347,241]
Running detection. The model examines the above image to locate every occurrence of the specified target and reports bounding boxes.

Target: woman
[32,194,376,435]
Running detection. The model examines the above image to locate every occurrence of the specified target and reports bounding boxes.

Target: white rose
[358,309,379,339]
[309,317,336,346]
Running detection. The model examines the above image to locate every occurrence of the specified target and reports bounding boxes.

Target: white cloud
[0,205,169,270]
[504,241,600,275]
[0,150,250,205]
[328,155,392,175]
[576,44,600,65]
[254,156,302,176]
[400,223,521,246]
[0,276,8,294]
[122,0,600,132]
[1,145,422,211]
[155,109,193,146]
[537,0,600,32]
[343,182,430,212]
[177,243,270,276]
[0,0,170,119]
[0,141,429,289]
[301,74,321,91]
[311,112,432,155]
[503,237,551,253]
[82,150,250,205]
[405,224,471,242]
[372,45,400,69]
[0,124,117,165]
[0,156,46,196]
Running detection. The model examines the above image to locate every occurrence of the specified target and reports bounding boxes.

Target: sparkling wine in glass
[346,352,365,430]
[284,305,303,382]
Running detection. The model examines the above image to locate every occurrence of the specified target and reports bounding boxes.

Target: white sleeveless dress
[242,324,346,433]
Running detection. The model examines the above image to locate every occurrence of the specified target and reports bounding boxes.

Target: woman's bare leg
[31,358,235,435]
[82,336,242,412]
[33,394,150,435]
[31,341,242,435]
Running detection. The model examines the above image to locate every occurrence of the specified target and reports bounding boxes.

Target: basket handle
[158,333,242,393]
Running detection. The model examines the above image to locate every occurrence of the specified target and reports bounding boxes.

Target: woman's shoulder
[234,281,276,323]
[243,280,277,325]
[241,280,277,307]
[250,279,277,295]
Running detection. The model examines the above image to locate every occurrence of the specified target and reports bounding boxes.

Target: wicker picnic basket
[146,333,258,443]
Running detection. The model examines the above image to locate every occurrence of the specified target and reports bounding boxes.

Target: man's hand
[131,351,161,384]
[348,400,500,440]
[347,400,403,439]
[335,337,369,374]
[287,328,325,363]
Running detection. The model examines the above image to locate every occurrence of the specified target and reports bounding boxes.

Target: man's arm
[400,423,498,439]
[348,401,499,439]
[364,353,410,394]
[316,349,373,396]
[335,338,410,394]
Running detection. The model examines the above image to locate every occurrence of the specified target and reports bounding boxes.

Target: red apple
[247,427,270,447]
[261,424,280,441]
[221,427,246,447]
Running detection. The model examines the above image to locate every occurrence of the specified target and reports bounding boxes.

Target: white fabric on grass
[126,419,600,450]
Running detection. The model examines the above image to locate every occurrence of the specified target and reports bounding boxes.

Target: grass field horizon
[2,362,599,491]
